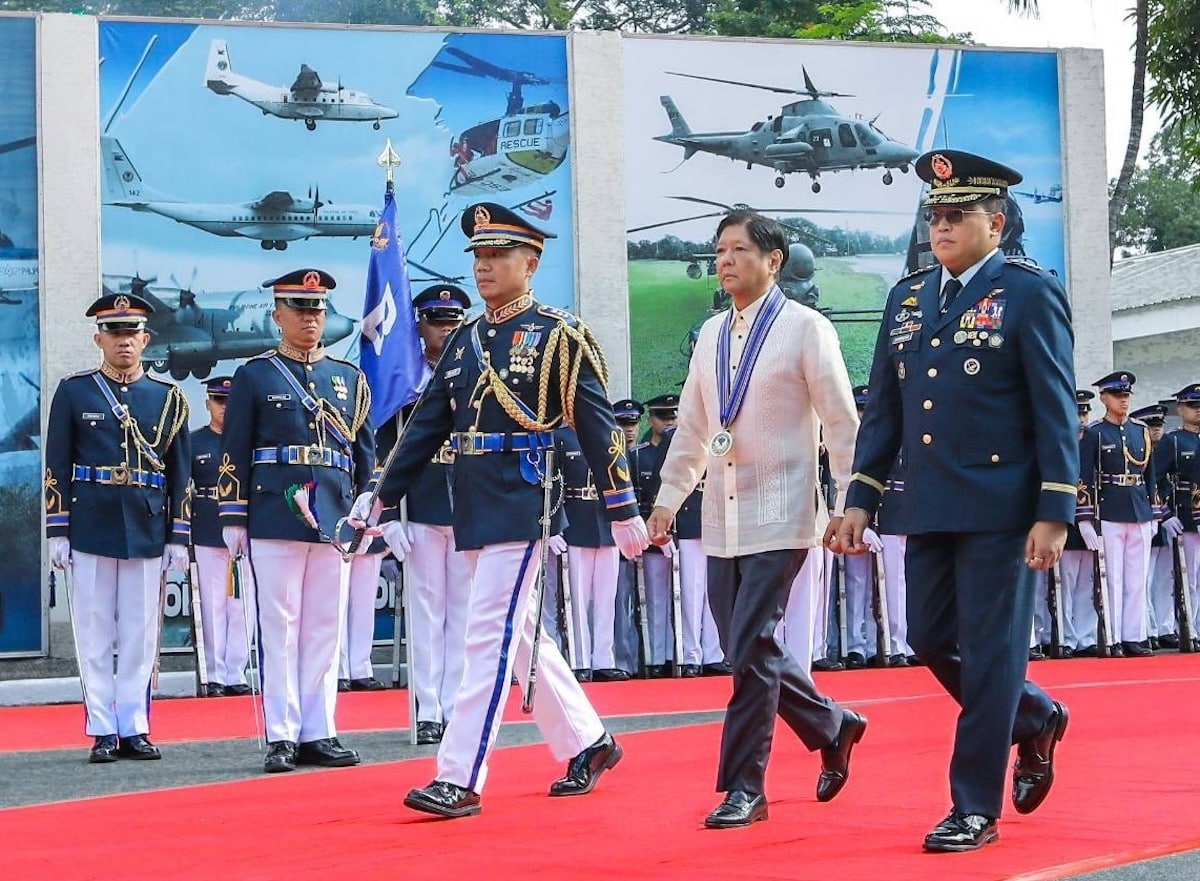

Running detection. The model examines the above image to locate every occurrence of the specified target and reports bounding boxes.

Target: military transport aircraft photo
[204,38,398,131]
[1014,184,1063,204]
[654,67,920,192]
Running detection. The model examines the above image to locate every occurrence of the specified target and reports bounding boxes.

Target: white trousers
[843,550,874,656]
[194,545,251,687]
[438,541,604,793]
[1147,545,1174,638]
[779,549,822,674]
[1100,520,1153,643]
[678,539,722,664]
[641,552,674,663]
[1063,549,1097,649]
[248,539,348,744]
[567,545,621,669]
[340,552,383,681]
[70,552,160,737]
[407,522,470,724]
[880,534,911,656]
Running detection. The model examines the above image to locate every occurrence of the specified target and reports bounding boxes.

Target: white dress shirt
[654,289,859,558]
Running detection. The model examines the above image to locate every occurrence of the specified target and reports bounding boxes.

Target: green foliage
[797,1,970,43]
[1113,126,1200,255]
[1146,0,1200,174]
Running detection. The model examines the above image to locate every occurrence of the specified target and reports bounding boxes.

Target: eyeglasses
[1180,401,1200,408]
[922,208,993,226]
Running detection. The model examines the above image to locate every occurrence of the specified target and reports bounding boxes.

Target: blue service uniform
[846,250,1078,819]
[45,367,190,738]
[1151,428,1200,638]
[376,296,638,793]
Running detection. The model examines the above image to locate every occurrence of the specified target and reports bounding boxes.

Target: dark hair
[715,210,790,272]
[981,195,1007,216]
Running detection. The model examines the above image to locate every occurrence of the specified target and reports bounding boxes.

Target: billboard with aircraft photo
[623,37,1066,401]
[0,16,41,656]
[99,21,573,646]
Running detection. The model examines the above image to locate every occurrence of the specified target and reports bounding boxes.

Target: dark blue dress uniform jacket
[633,439,669,555]
[846,252,1078,528]
[1077,418,1159,525]
[218,351,375,542]
[1151,428,1200,532]
[191,426,224,548]
[557,427,615,549]
[658,427,703,541]
[876,451,906,535]
[378,300,639,550]
[45,369,191,559]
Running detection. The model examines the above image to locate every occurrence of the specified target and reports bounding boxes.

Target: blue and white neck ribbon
[715,286,785,429]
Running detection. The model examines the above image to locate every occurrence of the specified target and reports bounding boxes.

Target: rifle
[187,547,210,696]
[1046,561,1066,659]
[1090,435,1112,657]
[670,546,684,677]
[556,548,580,671]
[835,552,848,663]
[1171,533,1196,653]
[522,447,559,714]
[869,547,891,667]
[634,554,652,677]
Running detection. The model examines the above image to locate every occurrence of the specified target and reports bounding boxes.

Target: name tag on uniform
[565,450,581,459]
[444,367,461,379]
[1101,444,1116,451]
[197,453,211,462]
[267,394,292,402]
[82,412,105,420]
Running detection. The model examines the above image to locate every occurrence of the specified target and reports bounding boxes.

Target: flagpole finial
[377,138,402,185]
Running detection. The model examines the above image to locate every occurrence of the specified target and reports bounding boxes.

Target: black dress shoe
[1012,700,1069,814]
[1121,640,1154,657]
[264,741,297,773]
[349,677,387,691]
[704,790,768,828]
[923,809,998,852]
[1159,633,1180,649]
[548,732,623,796]
[205,682,227,697]
[1029,645,1047,661]
[887,653,908,667]
[812,657,846,672]
[905,654,923,666]
[223,683,252,697]
[416,721,444,745]
[817,710,867,802]
[89,734,119,764]
[404,780,481,818]
[296,737,361,767]
[117,734,162,760]
[644,664,667,679]
[1109,643,1125,657]
[1075,644,1098,657]
[337,679,351,693]
[845,651,866,670]
[701,661,733,676]
[591,668,631,682]
[1149,636,1160,651]
[679,664,702,677]
[573,669,593,683]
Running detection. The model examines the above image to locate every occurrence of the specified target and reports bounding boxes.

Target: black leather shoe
[701,661,733,676]
[1121,640,1154,657]
[296,737,360,767]
[548,732,623,796]
[264,741,297,773]
[923,810,998,852]
[337,679,351,692]
[845,651,866,670]
[704,790,768,829]
[905,654,923,666]
[1075,644,1098,657]
[817,710,867,802]
[644,664,667,679]
[812,657,846,672]
[1149,636,1160,651]
[416,721,444,745]
[350,677,387,691]
[1012,700,1069,814]
[679,664,702,677]
[223,683,252,697]
[1159,633,1180,649]
[1029,645,1047,661]
[117,734,162,760]
[89,734,119,764]
[592,668,631,682]
[205,682,227,697]
[573,669,593,683]
[887,653,908,667]
[404,780,481,818]
[1109,643,1125,657]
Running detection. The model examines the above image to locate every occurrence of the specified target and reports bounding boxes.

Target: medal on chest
[509,330,540,377]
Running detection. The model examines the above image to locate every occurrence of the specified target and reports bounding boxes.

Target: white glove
[348,491,382,529]
[547,534,568,556]
[223,526,248,557]
[611,516,650,561]
[1161,516,1185,540]
[162,544,189,573]
[49,537,71,570]
[1077,520,1102,552]
[862,527,884,554]
[661,539,677,559]
[380,520,412,561]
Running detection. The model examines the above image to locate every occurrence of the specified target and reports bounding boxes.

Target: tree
[1146,0,1200,178]
[797,0,970,43]
[1112,126,1200,256]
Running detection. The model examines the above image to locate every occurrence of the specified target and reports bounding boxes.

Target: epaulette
[324,353,360,370]
[144,372,176,386]
[250,349,277,361]
[1129,416,1147,428]
[896,264,938,285]
[1005,255,1044,273]
[631,442,649,452]
[537,304,579,327]
[64,366,99,379]
[1086,417,1104,428]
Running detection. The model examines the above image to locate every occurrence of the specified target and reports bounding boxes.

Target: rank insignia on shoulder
[1006,255,1043,271]
[536,304,577,326]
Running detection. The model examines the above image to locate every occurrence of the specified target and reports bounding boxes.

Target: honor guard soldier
[340,498,388,693]
[1150,385,1200,648]
[46,292,190,762]
[841,385,881,668]
[637,393,681,676]
[611,398,645,676]
[1076,372,1164,657]
[353,202,649,819]
[1058,391,1094,656]
[192,376,253,697]
[218,268,375,773]
[1133,402,1170,650]
[837,150,1077,851]
[397,283,473,744]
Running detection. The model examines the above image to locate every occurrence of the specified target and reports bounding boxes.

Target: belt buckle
[304,445,324,466]
[110,465,130,486]
[461,430,483,456]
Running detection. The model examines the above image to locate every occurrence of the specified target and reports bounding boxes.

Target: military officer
[191,376,252,697]
[339,509,388,693]
[637,393,681,676]
[1076,372,1163,657]
[836,150,1076,851]
[354,202,649,819]
[1058,392,1094,656]
[219,268,375,773]
[399,283,473,744]
[1150,385,1200,649]
[612,399,645,676]
[46,292,191,762]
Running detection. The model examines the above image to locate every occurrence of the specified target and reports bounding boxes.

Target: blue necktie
[940,278,963,314]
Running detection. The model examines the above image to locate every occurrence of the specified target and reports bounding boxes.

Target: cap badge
[930,153,954,181]
[114,295,131,311]
[439,289,451,301]
[303,271,321,290]
[474,205,491,231]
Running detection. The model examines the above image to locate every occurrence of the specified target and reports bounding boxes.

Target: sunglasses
[922,208,993,226]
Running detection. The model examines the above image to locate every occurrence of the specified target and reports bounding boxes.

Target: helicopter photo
[1014,184,1063,204]
[654,67,920,192]
[428,47,570,197]
[204,39,398,131]
[103,271,356,380]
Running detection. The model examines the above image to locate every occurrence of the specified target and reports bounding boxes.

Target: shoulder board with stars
[895,264,938,287]
[1005,255,1044,273]
[536,304,578,327]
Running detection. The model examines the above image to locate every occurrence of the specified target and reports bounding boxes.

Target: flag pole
[378,138,401,193]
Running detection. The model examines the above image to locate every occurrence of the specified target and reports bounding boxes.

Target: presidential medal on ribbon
[712,286,786,458]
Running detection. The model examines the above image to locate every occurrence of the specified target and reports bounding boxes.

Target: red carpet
[4,656,1200,881]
